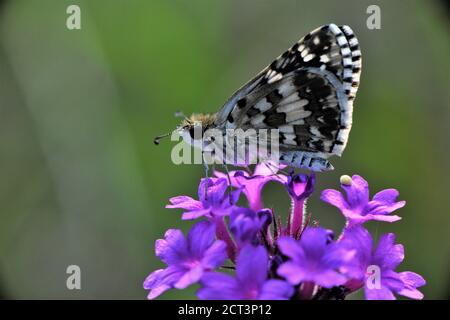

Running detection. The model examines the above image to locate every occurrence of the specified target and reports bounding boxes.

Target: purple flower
[215,162,286,211]
[143,221,227,299]
[230,208,272,248]
[340,226,425,300]
[285,173,315,236]
[146,168,425,301]
[277,227,355,288]
[197,245,293,300]
[166,178,240,220]
[320,175,405,227]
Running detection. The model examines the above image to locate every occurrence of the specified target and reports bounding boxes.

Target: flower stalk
[215,216,237,262]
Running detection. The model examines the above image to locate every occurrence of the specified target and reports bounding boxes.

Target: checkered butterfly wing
[214,24,361,170]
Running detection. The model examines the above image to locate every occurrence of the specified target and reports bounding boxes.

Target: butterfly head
[153,112,216,146]
[177,113,217,148]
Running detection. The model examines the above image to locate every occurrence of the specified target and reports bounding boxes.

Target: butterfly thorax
[182,113,217,128]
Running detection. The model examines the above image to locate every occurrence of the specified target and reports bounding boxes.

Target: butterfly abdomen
[280,151,333,172]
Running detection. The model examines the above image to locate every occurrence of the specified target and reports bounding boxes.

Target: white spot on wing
[328,24,340,35]
[341,47,351,56]
[279,125,294,133]
[250,114,265,126]
[286,109,312,122]
[254,99,272,112]
[349,38,358,47]
[278,99,309,113]
[337,36,347,46]
[320,54,330,63]
[268,73,283,84]
[282,133,297,145]
[304,53,315,62]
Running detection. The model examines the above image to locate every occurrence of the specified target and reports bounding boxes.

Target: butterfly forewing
[212,24,361,171]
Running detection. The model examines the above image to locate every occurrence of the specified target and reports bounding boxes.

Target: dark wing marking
[236,68,350,156]
[339,25,362,102]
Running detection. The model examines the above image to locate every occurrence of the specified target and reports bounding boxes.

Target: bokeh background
[0,0,449,299]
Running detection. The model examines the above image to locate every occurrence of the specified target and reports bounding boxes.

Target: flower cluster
[144,163,425,300]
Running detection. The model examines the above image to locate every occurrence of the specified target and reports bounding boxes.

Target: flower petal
[340,226,373,279]
[342,175,369,209]
[313,270,348,288]
[372,189,400,204]
[299,227,329,256]
[236,245,268,287]
[187,221,215,258]
[166,196,203,211]
[397,288,424,300]
[277,262,307,285]
[155,229,187,264]
[364,285,396,300]
[396,271,426,300]
[373,233,404,270]
[399,271,426,287]
[366,189,405,216]
[366,200,405,216]
[174,265,203,289]
[143,266,185,299]
[229,188,242,206]
[229,165,286,211]
[143,269,165,290]
[230,208,265,247]
[259,279,294,300]
[369,214,402,223]
[201,240,228,269]
[147,285,170,299]
[201,178,228,205]
[197,272,240,300]
[181,209,211,220]
[277,236,305,261]
[253,161,287,177]
[320,189,348,212]
[323,246,356,267]
[254,161,277,176]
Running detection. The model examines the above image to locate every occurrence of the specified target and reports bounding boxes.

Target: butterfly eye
[189,122,205,140]
[189,127,195,139]
[189,126,203,140]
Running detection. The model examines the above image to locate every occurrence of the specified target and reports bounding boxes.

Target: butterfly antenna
[153,132,172,145]
[174,110,186,118]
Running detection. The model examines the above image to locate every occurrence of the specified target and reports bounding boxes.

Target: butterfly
[155,24,361,172]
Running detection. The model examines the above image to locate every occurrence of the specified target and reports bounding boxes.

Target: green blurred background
[0,0,449,299]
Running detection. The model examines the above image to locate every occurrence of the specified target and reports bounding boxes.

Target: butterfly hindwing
[339,25,362,102]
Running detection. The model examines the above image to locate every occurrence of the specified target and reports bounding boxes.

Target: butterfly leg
[203,157,210,200]
[263,161,290,180]
[265,161,293,176]
[221,164,233,204]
